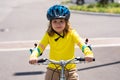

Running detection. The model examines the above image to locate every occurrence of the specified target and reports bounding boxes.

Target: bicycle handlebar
[38,58,48,63]
[37,57,95,65]
[75,57,95,61]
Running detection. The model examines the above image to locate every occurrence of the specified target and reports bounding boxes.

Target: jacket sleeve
[72,30,94,57]
[30,33,49,59]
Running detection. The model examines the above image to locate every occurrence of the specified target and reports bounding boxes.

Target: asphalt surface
[0,47,120,80]
[0,0,120,80]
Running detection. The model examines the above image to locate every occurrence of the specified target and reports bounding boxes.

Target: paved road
[0,47,120,80]
[0,0,120,80]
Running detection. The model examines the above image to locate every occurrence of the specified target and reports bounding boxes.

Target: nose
[56,22,61,25]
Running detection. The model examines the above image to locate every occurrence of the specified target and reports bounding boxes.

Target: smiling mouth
[56,27,62,29]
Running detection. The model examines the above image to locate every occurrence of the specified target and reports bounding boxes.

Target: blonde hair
[47,20,72,37]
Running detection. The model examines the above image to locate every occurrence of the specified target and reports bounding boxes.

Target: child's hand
[29,58,38,64]
[85,57,94,62]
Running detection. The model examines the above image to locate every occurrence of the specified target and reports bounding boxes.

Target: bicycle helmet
[47,5,70,21]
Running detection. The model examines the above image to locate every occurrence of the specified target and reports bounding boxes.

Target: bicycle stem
[60,61,66,80]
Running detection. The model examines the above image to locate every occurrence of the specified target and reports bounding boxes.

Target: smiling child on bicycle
[29,4,94,80]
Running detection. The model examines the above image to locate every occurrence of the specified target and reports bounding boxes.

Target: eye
[52,20,57,23]
[60,20,65,23]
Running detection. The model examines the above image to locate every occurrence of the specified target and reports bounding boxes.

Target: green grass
[61,0,120,14]
[69,3,120,14]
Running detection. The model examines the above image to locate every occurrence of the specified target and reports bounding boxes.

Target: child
[29,4,94,80]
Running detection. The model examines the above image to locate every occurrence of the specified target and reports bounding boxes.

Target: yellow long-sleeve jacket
[30,29,94,69]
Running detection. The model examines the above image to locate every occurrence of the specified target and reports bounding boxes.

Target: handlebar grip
[75,57,95,61]
[38,58,47,63]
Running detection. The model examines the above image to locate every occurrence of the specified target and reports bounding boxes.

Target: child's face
[51,19,66,34]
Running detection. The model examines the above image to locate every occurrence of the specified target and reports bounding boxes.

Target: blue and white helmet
[47,5,70,21]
